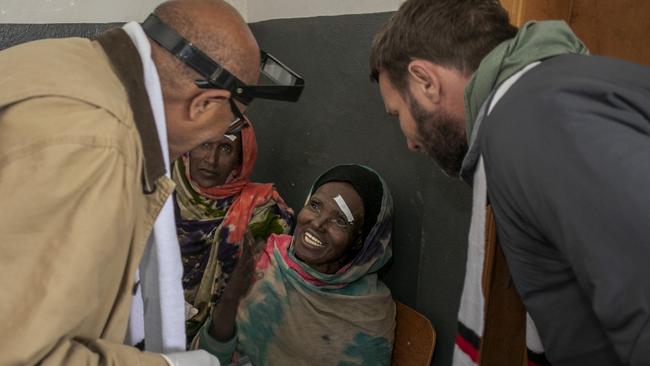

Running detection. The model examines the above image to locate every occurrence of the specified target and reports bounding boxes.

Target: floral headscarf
[173,119,293,343]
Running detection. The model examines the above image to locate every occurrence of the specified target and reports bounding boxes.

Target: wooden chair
[391,301,436,366]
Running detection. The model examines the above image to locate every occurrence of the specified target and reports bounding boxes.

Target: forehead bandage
[333,195,354,223]
[225,134,237,142]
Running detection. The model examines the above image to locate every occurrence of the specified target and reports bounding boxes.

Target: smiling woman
[292,181,365,274]
[197,164,396,366]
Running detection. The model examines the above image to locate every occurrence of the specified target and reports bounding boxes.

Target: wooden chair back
[391,301,436,366]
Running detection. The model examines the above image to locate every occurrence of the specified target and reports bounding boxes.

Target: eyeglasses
[142,14,305,106]
[225,99,248,134]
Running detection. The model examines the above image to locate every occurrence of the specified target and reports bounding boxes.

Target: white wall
[0,0,402,23]
[0,0,165,23]
[246,0,402,22]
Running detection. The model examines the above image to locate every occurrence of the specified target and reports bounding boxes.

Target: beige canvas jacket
[0,29,171,365]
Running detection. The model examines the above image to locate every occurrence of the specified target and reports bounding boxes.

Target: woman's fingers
[243,231,254,254]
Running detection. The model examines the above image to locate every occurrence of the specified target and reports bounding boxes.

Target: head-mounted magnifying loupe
[142,13,304,105]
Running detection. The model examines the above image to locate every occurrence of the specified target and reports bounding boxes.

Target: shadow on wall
[0,13,472,366]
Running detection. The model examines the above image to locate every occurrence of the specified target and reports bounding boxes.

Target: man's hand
[162,350,220,366]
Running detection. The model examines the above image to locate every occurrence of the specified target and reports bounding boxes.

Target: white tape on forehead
[333,194,354,223]
[224,134,237,142]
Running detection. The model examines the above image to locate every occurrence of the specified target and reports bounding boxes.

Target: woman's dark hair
[312,165,383,242]
[369,0,517,93]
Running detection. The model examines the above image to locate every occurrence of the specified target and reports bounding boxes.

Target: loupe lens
[262,58,297,86]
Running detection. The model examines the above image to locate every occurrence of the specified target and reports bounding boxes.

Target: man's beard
[407,94,469,178]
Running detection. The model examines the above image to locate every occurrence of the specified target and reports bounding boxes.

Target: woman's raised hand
[223,231,256,302]
[209,231,256,342]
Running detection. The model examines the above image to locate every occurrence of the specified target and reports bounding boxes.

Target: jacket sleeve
[0,102,168,366]
[484,81,650,365]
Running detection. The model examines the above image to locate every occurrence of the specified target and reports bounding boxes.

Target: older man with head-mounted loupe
[0,1,303,366]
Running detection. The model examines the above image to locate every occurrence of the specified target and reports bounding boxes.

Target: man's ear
[188,89,232,121]
[407,60,441,104]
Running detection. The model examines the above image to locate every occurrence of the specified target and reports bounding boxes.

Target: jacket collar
[95,28,165,194]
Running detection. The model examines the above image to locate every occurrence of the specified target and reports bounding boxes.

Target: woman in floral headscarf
[197,164,396,366]
[172,119,293,345]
